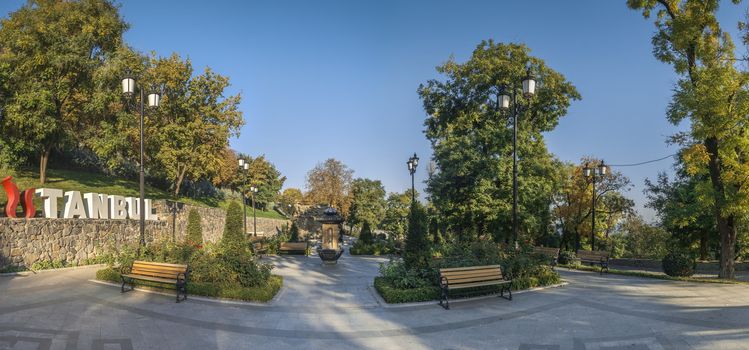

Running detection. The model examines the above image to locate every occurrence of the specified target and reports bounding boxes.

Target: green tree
[279,188,304,215]
[348,178,387,229]
[419,41,580,242]
[186,209,203,245]
[359,221,374,244]
[305,158,354,217]
[0,0,127,182]
[381,190,414,240]
[221,201,245,249]
[289,222,300,242]
[628,0,749,278]
[404,201,429,270]
[236,154,286,210]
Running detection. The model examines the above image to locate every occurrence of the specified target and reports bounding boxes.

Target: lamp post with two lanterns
[495,69,536,245]
[406,153,419,204]
[583,161,608,251]
[121,75,160,247]
[249,185,258,237]
[238,159,249,234]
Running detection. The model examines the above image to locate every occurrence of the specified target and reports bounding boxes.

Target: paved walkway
[1,255,748,349]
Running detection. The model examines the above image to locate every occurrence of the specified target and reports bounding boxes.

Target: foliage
[628,0,748,279]
[221,201,245,250]
[552,158,633,251]
[404,201,430,270]
[359,221,374,244]
[186,209,203,245]
[0,0,127,183]
[557,250,576,265]
[289,222,300,242]
[614,215,670,260]
[278,188,303,215]
[662,249,696,277]
[380,190,413,240]
[645,170,715,260]
[347,178,387,229]
[349,240,397,256]
[305,158,353,217]
[373,277,441,304]
[419,40,580,242]
[235,154,286,210]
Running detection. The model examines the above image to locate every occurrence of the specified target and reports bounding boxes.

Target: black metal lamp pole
[497,70,535,246]
[250,186,258,237]
[239,159,248,235]
[407,153,419,204]
[121,76,160,248]
[584,161,607,251]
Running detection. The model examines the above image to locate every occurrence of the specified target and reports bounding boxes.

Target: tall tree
[380,190,414,241]
[0,0,128,183]
[347,178,387,229]
[404,201,430,270]
[236,154,286,210]
[305,158,354,216]
[628,0,749,278]
[552,158,633,251]
[279,188,304,215]
[419,41,580,242]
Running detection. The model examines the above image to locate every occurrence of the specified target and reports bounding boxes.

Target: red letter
[1,176,20,218]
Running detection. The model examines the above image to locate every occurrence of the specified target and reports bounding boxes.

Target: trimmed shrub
[359,221,374,244]
[221,201,245,250]
[186,209,203,245]
[289,222,300,242]
[350,240,396,255]
[404,201,429,269]
[662,249,695,277]
[558,250,576,265]
[374,277,441,303]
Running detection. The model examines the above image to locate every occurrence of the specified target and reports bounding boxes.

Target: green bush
[221,201,245,251]
[359,221,374,244]
[662,249,695,277]
[558,250,576,265]
[404,201,429,269]
[289,222,300,242]
[378,259,432,289]
[350,240,396,255]
[374,277,440,303]
[186,209,203,245]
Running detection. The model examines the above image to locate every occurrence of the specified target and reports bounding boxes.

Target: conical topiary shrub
[359,221,374,244]
[221,201,245,250]
[289,222,300,242]
[186,209,203,245]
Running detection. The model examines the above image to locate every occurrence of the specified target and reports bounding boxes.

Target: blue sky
[2,0,747,220]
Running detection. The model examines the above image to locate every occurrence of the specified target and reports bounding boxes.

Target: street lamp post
[407,153,419,204]
[250,186,258,237]
[238,159,249,235]
[121,75,160,248]
[496,69,536,245]
[583,161,607,250]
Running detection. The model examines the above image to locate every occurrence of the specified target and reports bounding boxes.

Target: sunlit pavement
[1,255,748,350]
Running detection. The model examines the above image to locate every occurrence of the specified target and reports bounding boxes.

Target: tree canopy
[305,158,353,216]
[347,178,387,229]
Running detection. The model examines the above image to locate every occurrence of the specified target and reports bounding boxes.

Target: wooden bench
[438,265,512,310]
[121,261,189,303]
[252,242,268,256]
[279,242,308,255]
[533,246,560,270]
[576,250,610,274]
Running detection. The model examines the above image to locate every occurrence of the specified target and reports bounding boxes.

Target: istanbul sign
[2,176,158,220]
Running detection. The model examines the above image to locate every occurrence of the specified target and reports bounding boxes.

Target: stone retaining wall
[0,200,290,269]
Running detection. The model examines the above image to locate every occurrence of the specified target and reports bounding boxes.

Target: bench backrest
[533,246,560,258]
[439,265,504,286]
[280,242,307,250]
[130,260,188,279]
[576,250,610,261]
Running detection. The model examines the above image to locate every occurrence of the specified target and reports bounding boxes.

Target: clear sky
[2,0,747,220]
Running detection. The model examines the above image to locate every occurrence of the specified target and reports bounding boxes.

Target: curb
[371,281,570,309]
[88,279,276,307]
[0,264,106,277]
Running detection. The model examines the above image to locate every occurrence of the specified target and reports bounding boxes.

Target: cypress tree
[186,209,203,244]
[289,222,300,242]
[359,221,374,244]
[404,201,429,269]
[221,201,245,250]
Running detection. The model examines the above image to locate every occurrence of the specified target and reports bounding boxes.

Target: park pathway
[1,255,748,349]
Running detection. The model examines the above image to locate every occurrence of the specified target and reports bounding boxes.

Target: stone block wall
[0,199,290,269]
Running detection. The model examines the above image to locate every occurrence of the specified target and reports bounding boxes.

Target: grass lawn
[96,267,283,302]
[1,167,286,220]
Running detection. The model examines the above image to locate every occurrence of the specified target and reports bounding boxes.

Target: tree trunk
[705,137,736,279]
[174,167,187,196]
[39,145,52,184]
[699,232,708,261]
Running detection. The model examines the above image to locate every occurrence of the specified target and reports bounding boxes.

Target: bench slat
[122,274,179,284]
[439,265,501,272]
[446,275,504,284]
[441,271,503,279]
[133,261,187,269]
[447,280,511,290]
